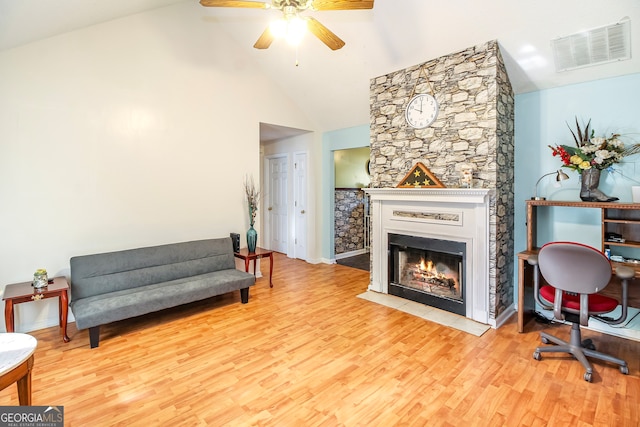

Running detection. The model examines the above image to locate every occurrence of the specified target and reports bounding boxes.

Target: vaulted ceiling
[1,0,638,132]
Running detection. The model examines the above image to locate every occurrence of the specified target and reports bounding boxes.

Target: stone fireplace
[368,40,515,328]
[364,188,491,324]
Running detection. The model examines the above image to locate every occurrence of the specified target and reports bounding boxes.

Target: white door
[267,156,288,253]
[294,152,308,260]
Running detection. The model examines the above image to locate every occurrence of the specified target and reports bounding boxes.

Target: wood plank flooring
[2,253,639,426]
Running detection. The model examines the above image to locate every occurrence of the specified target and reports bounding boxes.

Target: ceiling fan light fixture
[269,19,287,38]
[286,16,307,45]
[200,0,373,50]
[269,15,307,46]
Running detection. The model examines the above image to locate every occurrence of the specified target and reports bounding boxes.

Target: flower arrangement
[243,175,261,227]
[549,118,640,173]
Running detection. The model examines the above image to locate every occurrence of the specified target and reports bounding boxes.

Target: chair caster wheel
[584,372,592,382]
[533,351,541,361]
[620,365,629,375]
[541,337,550,344]
[582,339,595,350]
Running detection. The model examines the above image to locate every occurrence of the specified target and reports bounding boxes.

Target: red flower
[549,145,571,166]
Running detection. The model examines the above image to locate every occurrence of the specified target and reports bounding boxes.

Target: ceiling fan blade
[306,17,345,50]
[253,27,275,49]
[311,0,374,10]
[199,0,269,8]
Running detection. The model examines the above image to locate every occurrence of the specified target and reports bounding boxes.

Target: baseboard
[493,304,515,329]
[535,305,640,342]
[335,248,369,260]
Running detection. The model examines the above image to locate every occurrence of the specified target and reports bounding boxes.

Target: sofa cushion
[70,269,254,330]
[70,238,236,301]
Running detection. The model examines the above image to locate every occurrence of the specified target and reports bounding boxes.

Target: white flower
[610,138,625,149]
[595,149,614,159]
[581,144,598,154]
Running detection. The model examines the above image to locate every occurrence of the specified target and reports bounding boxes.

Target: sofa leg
[89,326,100,348]
[240,288,249,304]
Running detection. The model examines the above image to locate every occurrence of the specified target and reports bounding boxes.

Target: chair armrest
[529,255,554,312]
[594,265,633,325]
[616,265,635,280]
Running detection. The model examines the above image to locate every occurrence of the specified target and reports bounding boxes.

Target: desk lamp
[532,170,570,200]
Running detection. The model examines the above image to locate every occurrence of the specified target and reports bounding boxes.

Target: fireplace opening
[388,233,466,316]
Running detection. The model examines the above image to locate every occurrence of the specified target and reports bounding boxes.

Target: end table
[3,277,70,343]
[234,247,274,288]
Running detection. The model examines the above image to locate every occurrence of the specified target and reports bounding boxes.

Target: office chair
[527,242,634,382]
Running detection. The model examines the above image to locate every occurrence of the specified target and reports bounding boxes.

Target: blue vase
[247,225,257,253]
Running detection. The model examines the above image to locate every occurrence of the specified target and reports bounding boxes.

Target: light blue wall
[319,73,640,302]
[322,125,370,260]
[514,72,640,296]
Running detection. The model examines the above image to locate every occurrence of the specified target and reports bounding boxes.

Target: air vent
[552,19,631,72]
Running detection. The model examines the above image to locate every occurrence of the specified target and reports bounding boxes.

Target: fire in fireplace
[388,233,466,316]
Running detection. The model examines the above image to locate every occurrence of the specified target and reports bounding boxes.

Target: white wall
[0,3,318,333]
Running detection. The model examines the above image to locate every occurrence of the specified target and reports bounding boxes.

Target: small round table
[0,333,37,405]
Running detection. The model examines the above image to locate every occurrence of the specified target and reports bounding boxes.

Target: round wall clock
[405,93,439,129]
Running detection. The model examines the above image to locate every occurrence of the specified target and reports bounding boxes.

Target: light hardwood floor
[2,253,639,426]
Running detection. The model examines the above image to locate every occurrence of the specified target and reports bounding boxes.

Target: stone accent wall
[493,46,515,320]
[335,189,366,255]
[369,40,514,322]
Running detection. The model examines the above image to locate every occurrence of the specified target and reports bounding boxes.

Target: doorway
[333,147,371,258]
[260,123,311,260]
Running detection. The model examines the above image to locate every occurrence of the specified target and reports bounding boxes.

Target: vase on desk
[247,225,257,253]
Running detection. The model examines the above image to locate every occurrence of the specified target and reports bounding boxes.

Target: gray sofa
[70,237,255,348]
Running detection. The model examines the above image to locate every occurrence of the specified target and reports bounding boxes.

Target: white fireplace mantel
[364,188,492,203]
[363,187,494,325]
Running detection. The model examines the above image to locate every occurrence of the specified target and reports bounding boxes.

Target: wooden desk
[518,200,640,332]
[234,247,274,288]
[3,277,70,343]
[0,333,37,405]
[517,250,537,332]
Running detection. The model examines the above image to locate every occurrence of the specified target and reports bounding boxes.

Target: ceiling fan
[199,0,374,50]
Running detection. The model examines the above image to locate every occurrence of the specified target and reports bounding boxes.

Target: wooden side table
[234,247,274,288]
[3,277,70,342]
[0,333,37,405]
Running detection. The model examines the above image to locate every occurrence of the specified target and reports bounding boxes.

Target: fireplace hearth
[389,233,466,316]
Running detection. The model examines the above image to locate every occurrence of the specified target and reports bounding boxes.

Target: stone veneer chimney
[369,40,515,325]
